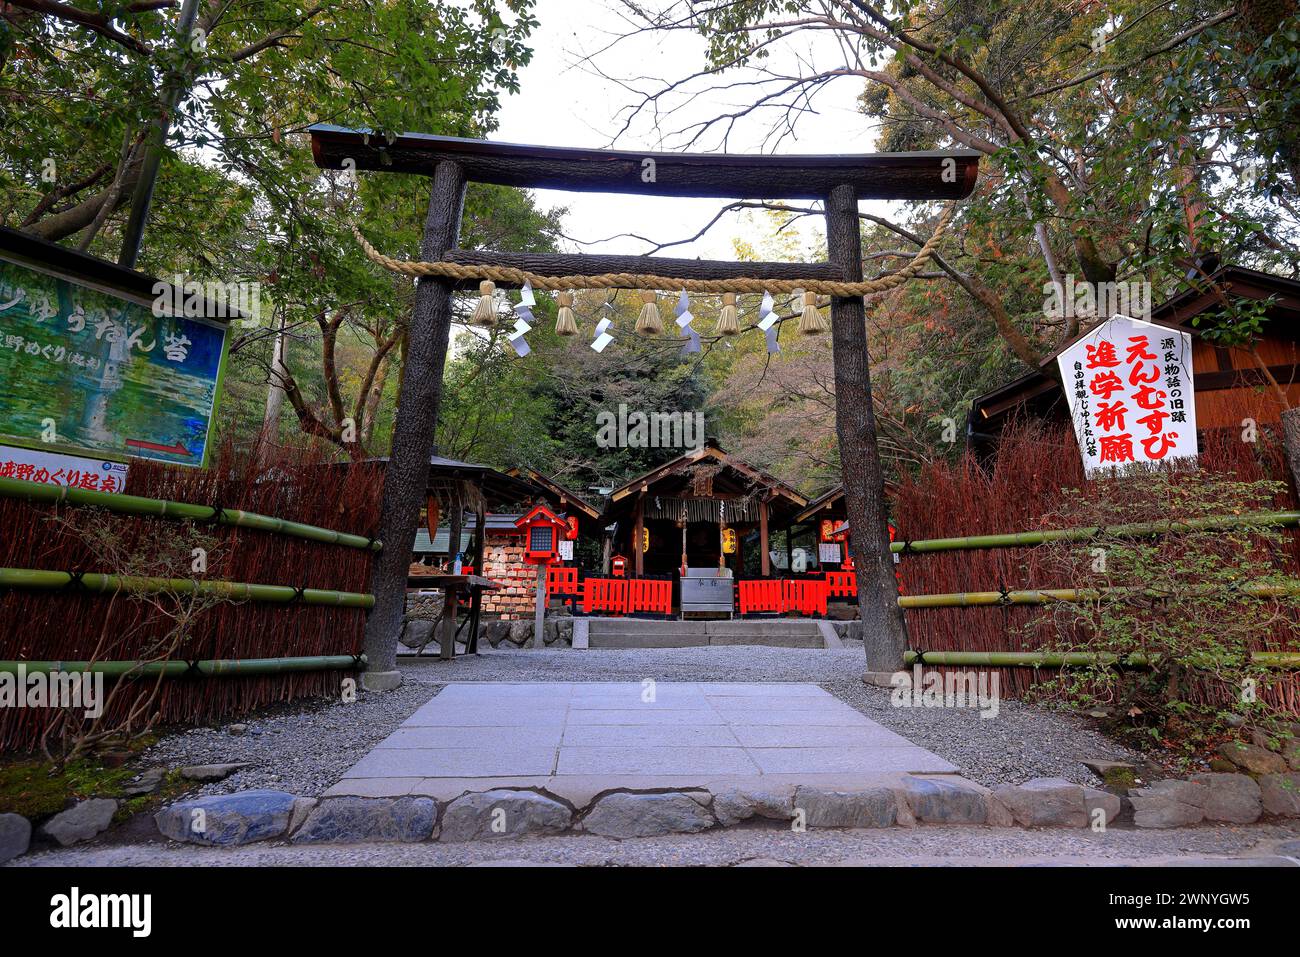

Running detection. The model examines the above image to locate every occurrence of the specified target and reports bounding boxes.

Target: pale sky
[491,0,897,261]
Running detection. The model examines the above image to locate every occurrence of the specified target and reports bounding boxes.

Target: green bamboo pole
[898,580,1300,608]
[902,650,1300,668]
[0,655,365,677]
[0,567,374,608]
[0,476,381,551]
[890,510,1300,555]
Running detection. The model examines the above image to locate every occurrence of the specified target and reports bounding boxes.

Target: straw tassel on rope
[715,293,740,336]
[471,280,497,327]
[554,291,578,336]
[635,290,664,336]
[797,290,828,335]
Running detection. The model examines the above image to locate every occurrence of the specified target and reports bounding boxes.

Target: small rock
[227,723,249,735]
[439,790,571,841]
[992,778,1086,827]
[40,798,118,846]
[1129,780,1208,828]
[507,621,533,646]
[399,619,436,650]
[0,813,32,863]
[793,787,898,829]
[155,790,297,846]
[1189,773,1262,824]
[1083,787,1122,828]
[122,767,167,797]
[483,620,511,648]
[292,797,437,843]
[1259,772,1300,817]
[1283,737,1300,772]
[581,792,714,838]
[180,762,251,782]
[1217,741,1288,775]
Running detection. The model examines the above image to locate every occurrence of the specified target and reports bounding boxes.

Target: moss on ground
[0,747,188,823]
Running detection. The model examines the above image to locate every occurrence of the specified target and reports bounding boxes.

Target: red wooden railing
[782,577,828,616]
[826,570,856,598]
[736,578,783,614]
[546,565,579,600]
[628,577,672,615]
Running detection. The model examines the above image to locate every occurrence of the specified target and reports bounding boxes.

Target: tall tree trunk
[360,160,467,689]
[360,348,391,447]
[259,314,289,462]
[825,184,910,671]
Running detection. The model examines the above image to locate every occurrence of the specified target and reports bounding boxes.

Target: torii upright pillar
[826,183,911,673]
[360,160,466,690]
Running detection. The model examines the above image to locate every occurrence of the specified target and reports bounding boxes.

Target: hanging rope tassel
[797,290,828,335]
[635,290,664,336]
[471,280,497,327]
[554,291,578,336]
[715,293,740,336]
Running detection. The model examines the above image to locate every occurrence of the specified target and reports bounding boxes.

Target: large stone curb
[150,768,1300,847]
[292,796,438,844]
[155,789,297,846]
[0,813,32,863]
[440,790,571,842]
[579,791,715,838]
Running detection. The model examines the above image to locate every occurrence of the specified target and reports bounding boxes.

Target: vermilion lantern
[610,554,628,577]
[564,515,580,541]
[514,504,569,565]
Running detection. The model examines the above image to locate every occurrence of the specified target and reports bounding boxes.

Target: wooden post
[759,497,771,576]
[634,494,645,576]
[825,182,911,672]
[361,160,467,690]
[532,564,547,649]
[440,583,459,661]
[466,507,486,654]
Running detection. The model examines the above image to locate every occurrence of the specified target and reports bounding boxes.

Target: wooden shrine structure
[603,441,805,578]
[308,125,979,680]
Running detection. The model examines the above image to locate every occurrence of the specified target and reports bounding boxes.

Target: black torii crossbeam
[308,124,979,685]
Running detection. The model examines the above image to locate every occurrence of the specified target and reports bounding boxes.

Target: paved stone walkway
[328,681,957,802]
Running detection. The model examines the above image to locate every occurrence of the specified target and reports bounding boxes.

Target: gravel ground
[137,644,1143,798]
[12,823,1299,868]
[139,680,440,798]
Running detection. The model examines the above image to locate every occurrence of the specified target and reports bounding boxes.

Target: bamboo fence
[0,438,384,752]
[891,420,1300,713]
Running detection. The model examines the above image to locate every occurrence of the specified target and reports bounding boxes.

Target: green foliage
[1028,470,1300,761]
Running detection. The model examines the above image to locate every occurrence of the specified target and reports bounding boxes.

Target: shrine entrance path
[327,681,957,803]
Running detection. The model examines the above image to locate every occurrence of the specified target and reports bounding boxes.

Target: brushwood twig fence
[0,439,383,752]
[890,421,1300,715]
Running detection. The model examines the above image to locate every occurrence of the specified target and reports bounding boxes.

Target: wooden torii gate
[308,124,979,688]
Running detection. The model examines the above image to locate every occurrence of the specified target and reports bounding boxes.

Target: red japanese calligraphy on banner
[0,444,128,491]
[1057,315,1198,475]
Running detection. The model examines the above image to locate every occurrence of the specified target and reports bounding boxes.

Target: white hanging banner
[1056,314,1197,476]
